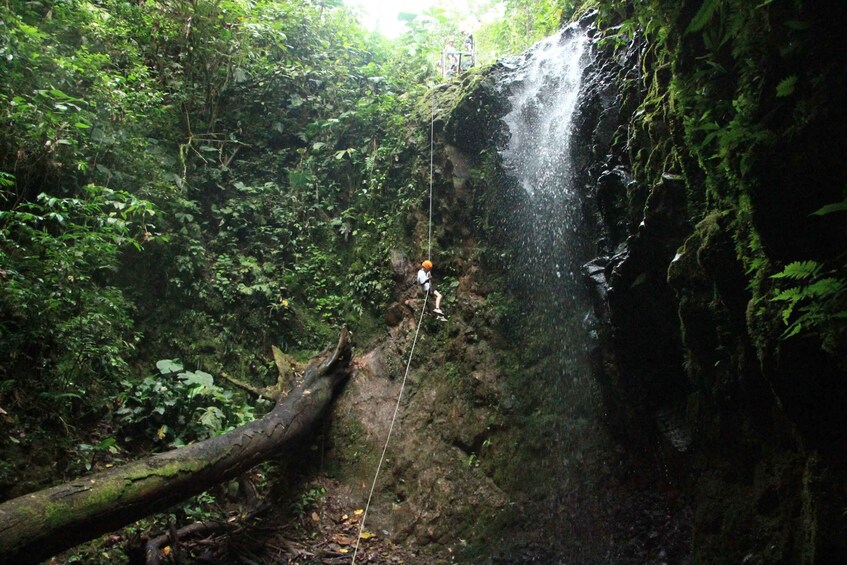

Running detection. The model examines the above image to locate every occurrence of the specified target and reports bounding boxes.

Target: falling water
[502,28,588,200]
[499,26,591,336]
[495,25,614,560]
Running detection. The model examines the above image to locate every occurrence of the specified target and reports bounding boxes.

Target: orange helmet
[422,260,433,270]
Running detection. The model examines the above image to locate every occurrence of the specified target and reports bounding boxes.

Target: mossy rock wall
[573,3,847,563]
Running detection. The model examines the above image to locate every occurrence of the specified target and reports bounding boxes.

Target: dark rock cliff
[569,6,847,564]
[424,4,846,562]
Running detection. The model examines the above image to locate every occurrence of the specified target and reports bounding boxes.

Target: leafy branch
[771,259,846,351]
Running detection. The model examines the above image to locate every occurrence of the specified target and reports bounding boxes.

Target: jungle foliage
[4,0,842,558]
[0,0,445,499]
[451,0,576,61]
[0,0,587,502]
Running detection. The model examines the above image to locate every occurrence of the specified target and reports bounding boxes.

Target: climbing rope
[350,288,429,563]
[351,103,438,564]
[427,102,435,259]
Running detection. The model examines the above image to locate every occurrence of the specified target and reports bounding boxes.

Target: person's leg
[434,290,442,311]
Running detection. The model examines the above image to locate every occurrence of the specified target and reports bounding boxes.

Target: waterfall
[493,25,611,561]
[502,27,588,200]
[499,26,591,339]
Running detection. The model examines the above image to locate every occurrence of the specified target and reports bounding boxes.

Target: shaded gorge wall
[435,21,693,562]
[435,2,846,561]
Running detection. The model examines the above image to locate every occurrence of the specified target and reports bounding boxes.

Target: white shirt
[417,268,431,291]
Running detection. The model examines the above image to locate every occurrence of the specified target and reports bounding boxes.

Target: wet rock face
[442,72,510,154]
[605,173,691,416]
[592,167,632,248]
[325,241,517,559]
[572,31,693,452]
[574,17,847,565]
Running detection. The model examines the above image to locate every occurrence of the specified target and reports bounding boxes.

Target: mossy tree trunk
[0,330,352,565]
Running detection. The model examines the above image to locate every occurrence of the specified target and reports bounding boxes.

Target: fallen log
[0,329,352,564]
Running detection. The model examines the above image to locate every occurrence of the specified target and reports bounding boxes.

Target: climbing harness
[351,103,437,563]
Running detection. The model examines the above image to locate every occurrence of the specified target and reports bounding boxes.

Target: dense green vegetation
[0,0,414,496]
[1,0,845,561]
[0,0,569,510]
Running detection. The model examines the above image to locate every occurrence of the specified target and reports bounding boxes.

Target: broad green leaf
[776,75,797,97]
[179,370,214,388]
[199,406,224,431]
[156,359,184,374]
[97,437,117,451]
[812,201,847,216]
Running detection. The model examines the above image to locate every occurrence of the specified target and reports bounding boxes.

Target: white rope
[351,102,438,564]
[351,289,429,563]
[428,101,435,260]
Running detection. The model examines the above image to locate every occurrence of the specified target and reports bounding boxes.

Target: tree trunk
[0,329,353,564]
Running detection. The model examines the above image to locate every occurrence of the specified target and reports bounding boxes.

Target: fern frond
[776,75,798,97]
[686,0,720,34]
[782,323,803,338]
[773,287,801,301]
[722,2,746,45]
[806,277,845,297]
[771,260,821,280]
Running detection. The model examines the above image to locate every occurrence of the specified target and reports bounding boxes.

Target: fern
[686,0,721,34]
[723,3,747,45]
[806,277,845,297]
[771,261,847,352]
[771,260,821,280]
[774,287,801,301]
[773,286,801,324]
[776,75,798,97]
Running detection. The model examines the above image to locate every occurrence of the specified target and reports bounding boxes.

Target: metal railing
[441,49,475,77]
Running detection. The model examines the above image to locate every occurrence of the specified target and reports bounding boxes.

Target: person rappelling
[417,260,446,321]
